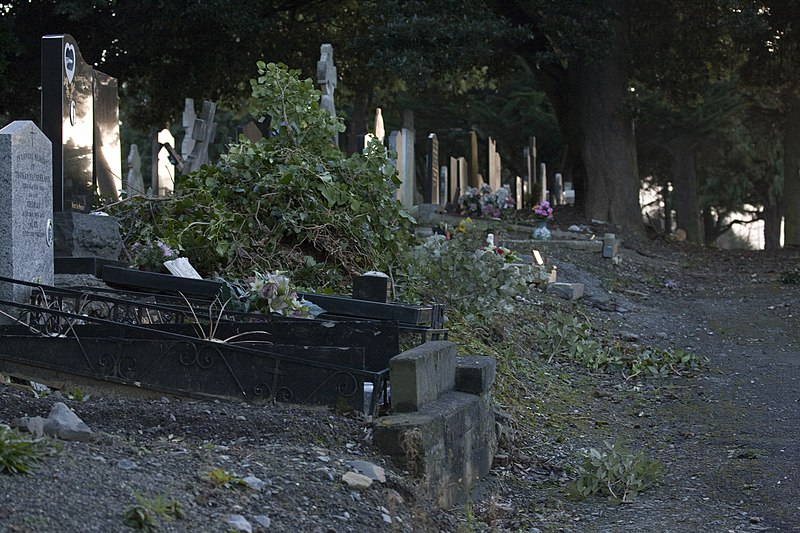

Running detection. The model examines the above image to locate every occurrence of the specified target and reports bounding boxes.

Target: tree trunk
[669,137,703,243]
[763,199,783,250]
[574,0,642,233]
[702,207,716,245]
[783,93,800,246]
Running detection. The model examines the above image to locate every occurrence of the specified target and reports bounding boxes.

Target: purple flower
[156,241,176,258]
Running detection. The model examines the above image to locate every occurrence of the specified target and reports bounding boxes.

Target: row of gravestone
[0,35,571,309]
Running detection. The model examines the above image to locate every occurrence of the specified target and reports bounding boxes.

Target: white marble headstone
[0,121,54,304]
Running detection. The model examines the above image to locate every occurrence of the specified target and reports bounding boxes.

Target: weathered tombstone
[554,172,564,205]
[564,181,575,205]
[399,113,415,209]
[457,157,468,199]
[153,129,175,196]
[0,121,54,304]
[540,162,547,204]
[425,133,439,204]
[449,156,459,204]
[528,136,537,203]
[488,137,500,192]
[388,130,405,204]
[469,130,479,187]
[439,165,448,207]
[125,145,145,196]
[374,108,385,143]
[317,43,338,146]
[181,98,197,160]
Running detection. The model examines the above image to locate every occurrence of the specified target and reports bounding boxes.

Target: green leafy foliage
[572,440,662,504]
[397,222,549,320]
[122,492,184,532]
[0,426,45,475]
[532,309,707,378]
[109,62,413,289]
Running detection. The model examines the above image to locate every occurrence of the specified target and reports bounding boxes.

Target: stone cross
[125,144,145,195]
[0,121,54,305]
[183,100,217,174]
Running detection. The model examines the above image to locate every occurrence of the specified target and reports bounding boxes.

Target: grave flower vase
[532,219,551,241]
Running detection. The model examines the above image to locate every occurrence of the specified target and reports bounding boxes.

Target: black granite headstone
[42,34,122,212]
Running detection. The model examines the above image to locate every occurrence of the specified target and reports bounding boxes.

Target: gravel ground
[1,218,799,532]
[0,390,454,532]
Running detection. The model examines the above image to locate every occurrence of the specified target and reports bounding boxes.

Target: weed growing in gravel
[572,440,662,503]
[204,467,246,488]
[531,307,707,378]
[122,492,184,532]
[0,426,46,475]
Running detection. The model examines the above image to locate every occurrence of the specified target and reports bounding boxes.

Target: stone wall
[373,341,496,508]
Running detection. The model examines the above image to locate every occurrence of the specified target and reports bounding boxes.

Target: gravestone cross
[183,100,217,174]
[0,121,54,305]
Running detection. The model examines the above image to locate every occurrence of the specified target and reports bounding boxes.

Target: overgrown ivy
[109,62,414,289]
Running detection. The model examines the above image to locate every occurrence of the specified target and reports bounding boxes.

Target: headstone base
[54,212,122,263]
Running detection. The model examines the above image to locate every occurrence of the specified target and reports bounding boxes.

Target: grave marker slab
[125,144,145,195]
[0,121,53,304]
[42,34,122,211]
[425,133,439,204]
[399,116,415,209]
[317,43,338,146]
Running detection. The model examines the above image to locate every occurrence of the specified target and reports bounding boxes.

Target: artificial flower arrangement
[244,271,321,318]
[458,184,516,218]
[532,200,554,220]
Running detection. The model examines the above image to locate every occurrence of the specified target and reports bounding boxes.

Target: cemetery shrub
[398,222,547,320]
[111,62,413,289]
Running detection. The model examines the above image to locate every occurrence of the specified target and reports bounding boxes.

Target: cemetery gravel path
[589,246,800,532]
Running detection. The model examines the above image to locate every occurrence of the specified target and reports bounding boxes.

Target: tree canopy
[0,0,796,247]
